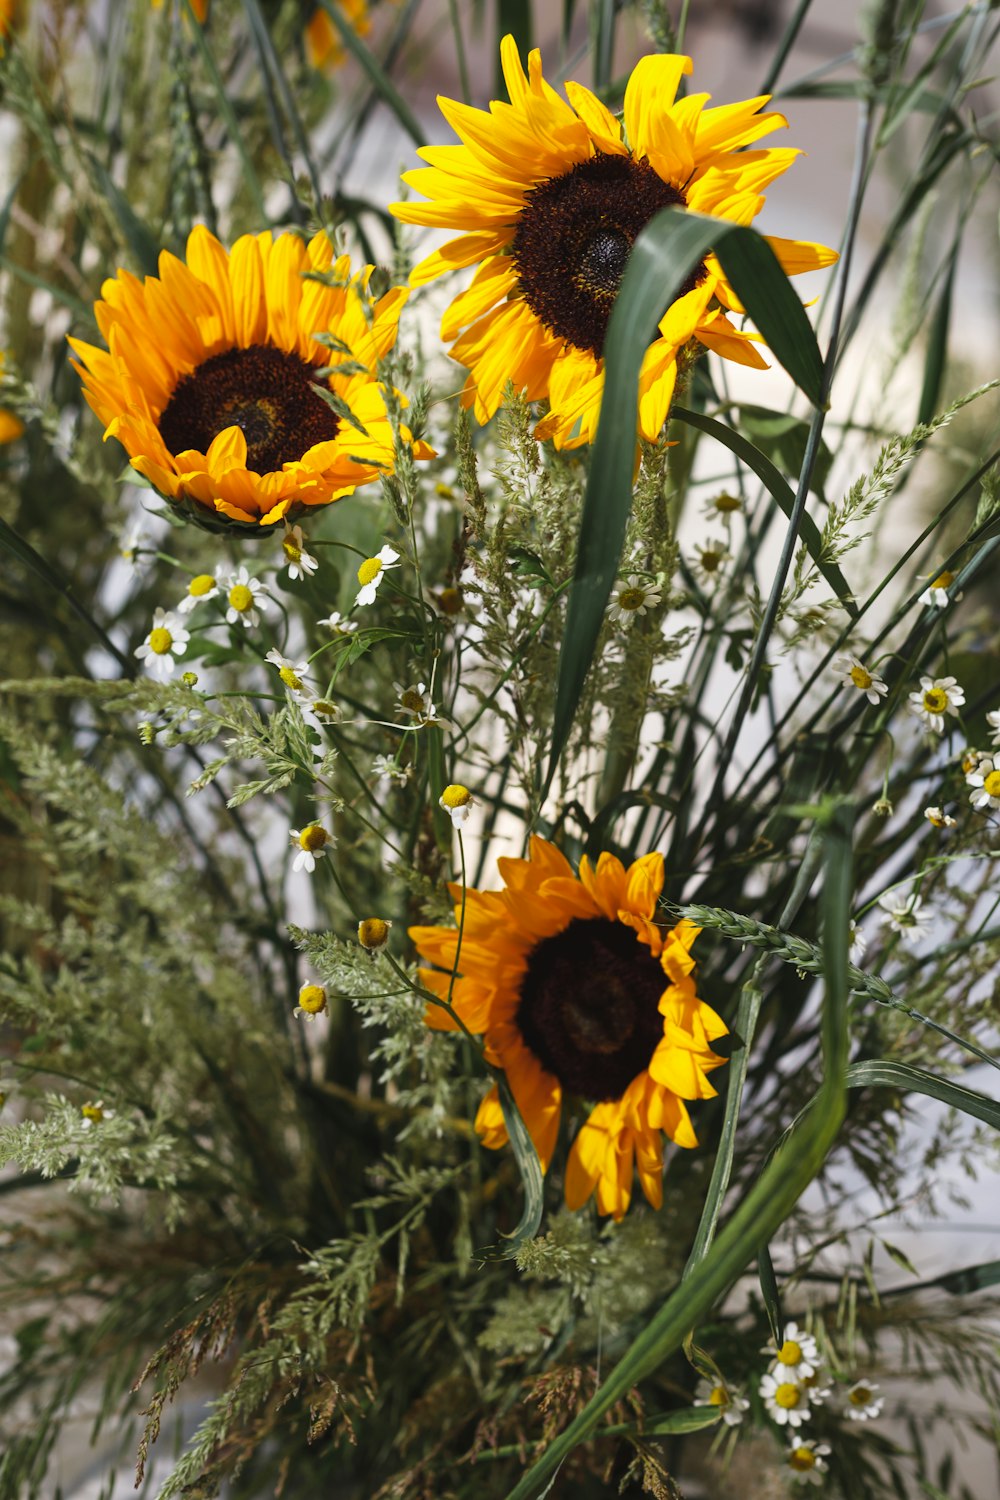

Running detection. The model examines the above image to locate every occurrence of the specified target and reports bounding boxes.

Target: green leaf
[639,1405,721,1436]
[543,208,829,798]
[846,1059,1000,1133]
[737,404,833,498]
[673,406,857,615]
[502,806,853,1500]
[757,1242,784,1348]
[495,1069,544,1255]
[917,247,956,427]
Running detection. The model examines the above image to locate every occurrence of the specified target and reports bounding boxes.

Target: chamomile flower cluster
[759,1323,822,1430]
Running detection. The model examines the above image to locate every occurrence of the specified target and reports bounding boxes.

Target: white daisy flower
[844,1379,884,1421]
[395,681,439,726]
[918,568,960,609]
[281,523,319,581]
[221,565,270,628]
[764,1323,819,1381]
[439,783,477,828]
[289,824,332,874]
[986,710,1000,746]
[355,544,400,606]
[759,1370,811,1427]
[118,518,150,573]
[265,649,312,702]
[800,1369,833,1408]
[966,753,1000,811]
[135,609,190,682]
[692,538,731,584]
[609,574,662,624]
[177,572,220,614]
[702,490,743,519]
[831,653,889,706]
[877,890,934,945]
[694,1377,749,1427]
[303,696,341,731]
[785,1438,832,1485]
[924,805,956,829]
[907,674,965,733]
[316,611,359,635]
[80,1100,115,1129]
[372,754,412,786]
[848,919,867,963]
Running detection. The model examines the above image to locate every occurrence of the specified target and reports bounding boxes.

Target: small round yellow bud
[439,784,472,810]
[358,918,391,952]
[181,671,199,687]
[296,984,327,1016]
[437,586,463,616]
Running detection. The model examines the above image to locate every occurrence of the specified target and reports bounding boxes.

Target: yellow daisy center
[850,665,873,691]
[437,586,463,615]
[299,825,329,852]
[517,917,667,1100]
[618,587,647,611]
[699,549,723,572]
[158,345,339,474]
[774,1383,802,1410]
[400,688,426,713]
[849,1385,873,1406]
[81,1103,104,1123]
[297,984,327,1015]
[789,1447,817,1472]
[713,492,742,513]
[357,556,383,586]
[931,570,954,589]
[984,770,1000,797]
[512,153,696,358]
[778,1339,804,1365]
[440,783,472,809]
[148,627,173,655]
[279,666,303,691]
[923,687,948,713]
[282,538,302,563]
[311,699,338,719]
[358,918,390,951]
[228,584,254,613]
[188,573,216,597]
[707,1385,729,1408]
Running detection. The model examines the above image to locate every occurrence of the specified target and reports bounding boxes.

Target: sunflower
[409,836,727,1219]
[69,227,431,530]
[305,0,370,69]
[391,37,837,449]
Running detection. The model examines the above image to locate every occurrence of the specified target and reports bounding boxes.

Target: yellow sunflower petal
[475,1085,510,1150]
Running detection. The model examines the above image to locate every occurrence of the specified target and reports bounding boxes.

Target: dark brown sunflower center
[158,345,340,474]
[511,152,702,358]
[516,917,666,1100]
